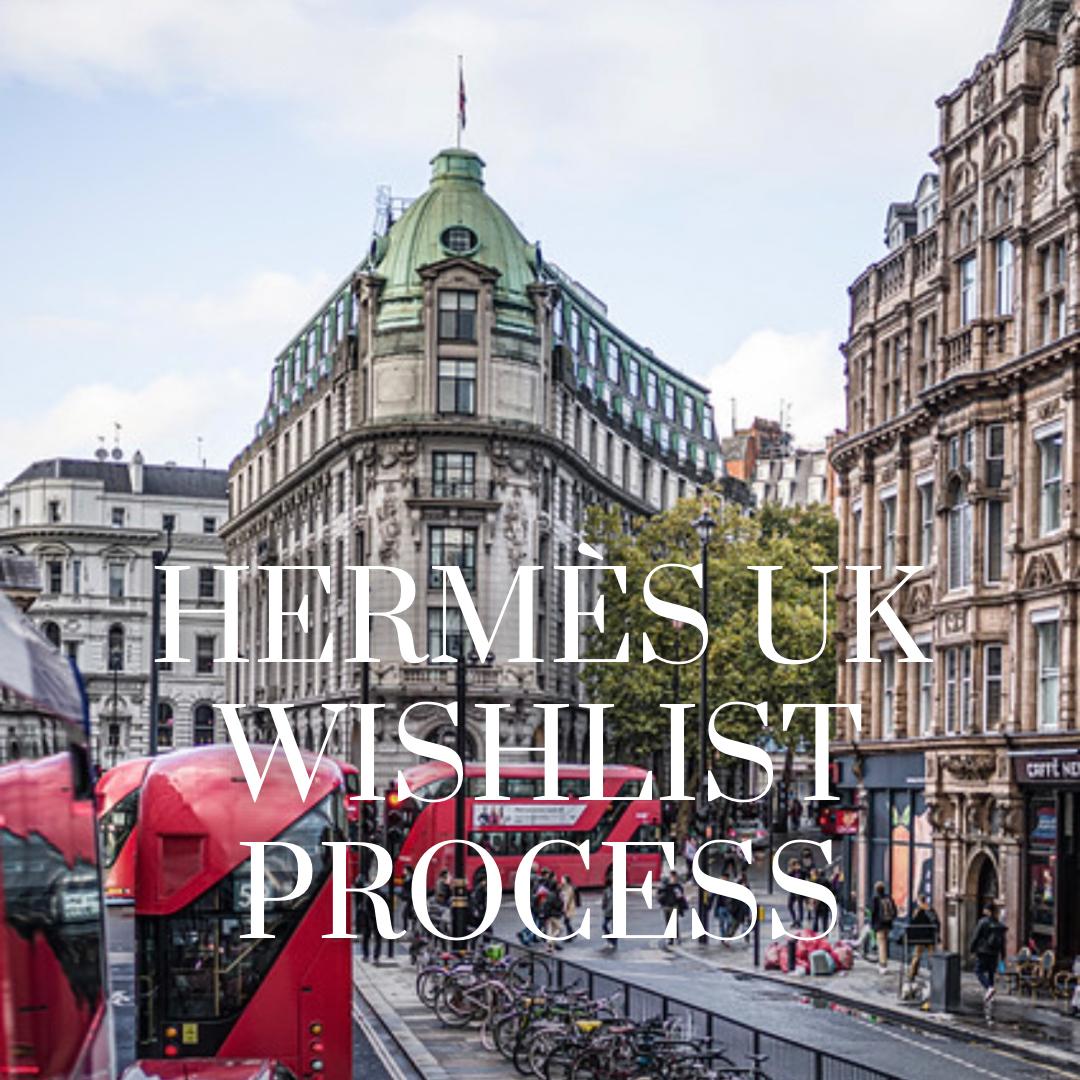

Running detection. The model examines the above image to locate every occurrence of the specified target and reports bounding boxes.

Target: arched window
[108,625,124,672]
[958,210,968,246]
[41,621,61,648]
[993,189,1005,227]
[193,703,215,745]
[1005,181,1015,220]
[157,702,174,750]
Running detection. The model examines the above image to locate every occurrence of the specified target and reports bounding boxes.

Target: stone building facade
[0,454,228,768]
[222,147,726,789]
[751,446,832,510]
[830,0,1080,963]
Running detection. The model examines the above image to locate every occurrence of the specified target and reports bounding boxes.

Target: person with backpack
[970,903,1007,1021]
[657,869,685,951]
[906,894,939,981]
[542,872,565,953]
[871,881,897,974]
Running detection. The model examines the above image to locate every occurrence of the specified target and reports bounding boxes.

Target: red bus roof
[135,745,343,916]
[96,755,152,815]
[396,760,650,790]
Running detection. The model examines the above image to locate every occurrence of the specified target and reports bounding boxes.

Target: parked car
[727,817,769,849]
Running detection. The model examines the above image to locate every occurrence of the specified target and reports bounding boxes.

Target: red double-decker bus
[391,762,661,890]
[0,593,112,1078]
[97,756,151,903]
[134,745,351,1077]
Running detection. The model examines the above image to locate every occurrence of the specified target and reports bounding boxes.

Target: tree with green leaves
[581,493,838,809]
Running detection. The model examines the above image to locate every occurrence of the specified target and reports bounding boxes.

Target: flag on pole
[457,55,467,143]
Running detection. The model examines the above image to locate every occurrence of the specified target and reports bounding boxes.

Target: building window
[702,405,714,440]
[646,371,658,410]
[1038,430,1063,535]
[203,516,216,534]
[918,644,933,735]
[429,526,477,588]
[157,702,174,750]
[569,308,580,353]
[108,624,124,672]
[960,256,978,324]
[432,451,475,498]
[880,494,897,576]
[662,383,676,421]
[438,290,478,342]
[427,607,467,658]
[48,500,61,523]
[946,480,972,590]
[552,300,564,340]
[986,424,1005,487]
[944,644,972,734]
[157,633,171,673]
[72,559,81,597]
[881,651,896,737]
[917,481,934,564]
[682,395,695,430]
[606,340,620,384]
[198,566,216,600]
[47,560,62,595]
[437,358,477,415]
[1036,618,1060,730]
[111,507,125,528]
[628,356,641,397]
[354,458,364,506]
[193,703,215,745]
[983,644,1003,732]
[995,238,1014,316]
[985,500,1004,583]
[195,635,215,675]
[587,325,599,367]
[109,562,125,600]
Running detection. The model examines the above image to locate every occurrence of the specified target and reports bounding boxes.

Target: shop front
[1013,747,1080,961]
[834,751,931,918]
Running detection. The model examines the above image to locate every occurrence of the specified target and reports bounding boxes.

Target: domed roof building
[224,146,731,787]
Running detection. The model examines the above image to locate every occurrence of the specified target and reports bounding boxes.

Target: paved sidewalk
[354,953,518,1079]
[674,927,1080,1073]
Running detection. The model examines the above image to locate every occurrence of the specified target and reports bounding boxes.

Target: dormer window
[441,226,478,254]
[438,290,478,342]
[606,340,620,384]
[587,325,599,367]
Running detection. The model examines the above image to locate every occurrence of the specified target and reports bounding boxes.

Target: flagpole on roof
[457,54,465,149]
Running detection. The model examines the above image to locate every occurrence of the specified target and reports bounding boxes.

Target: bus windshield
[100,787,139,869]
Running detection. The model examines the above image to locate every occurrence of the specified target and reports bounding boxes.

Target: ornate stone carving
[907,582,933,617]
[940,752,997,782]
[502,487,528,564]
[973,62,995,116]
[1022,551,1061,589]
[1037,396,1061,420]
[376,483,402,563]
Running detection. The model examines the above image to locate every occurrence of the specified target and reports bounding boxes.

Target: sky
[0,0,1014,480]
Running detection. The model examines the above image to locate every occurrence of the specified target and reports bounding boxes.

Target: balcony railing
[878,250,906,300]
[913,231,938,279]
[410,478,494,501]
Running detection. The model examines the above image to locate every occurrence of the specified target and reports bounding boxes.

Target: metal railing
[495,936,901,1080]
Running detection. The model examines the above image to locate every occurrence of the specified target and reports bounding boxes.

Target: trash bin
[929,951,961,1012]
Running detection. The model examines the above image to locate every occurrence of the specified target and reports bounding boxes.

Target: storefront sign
[1013,750,1080,785]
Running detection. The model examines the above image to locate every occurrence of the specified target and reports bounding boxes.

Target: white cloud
[0,369,261,483]
[706,329,845,447]
[1,267,335,481]
[0,0,1012,180]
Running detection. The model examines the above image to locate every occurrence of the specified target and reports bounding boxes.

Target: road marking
[353,996,412,1080]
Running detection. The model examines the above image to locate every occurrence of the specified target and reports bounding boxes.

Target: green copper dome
[372,148,539,332]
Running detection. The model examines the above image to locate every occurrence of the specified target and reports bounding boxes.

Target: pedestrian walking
[601,880,617,952]
[786,857,804,928]
[683,835,698,877]
[357,887,385,963]
[871,881,897,974]
[906,894,938,980]
[970,903,1007,1023]
[560,874,579,936]
[657,869,686,950]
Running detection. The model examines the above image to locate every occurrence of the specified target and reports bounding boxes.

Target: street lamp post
[452,642,493,942]
[147,518,174,756]
[692,508,715,934]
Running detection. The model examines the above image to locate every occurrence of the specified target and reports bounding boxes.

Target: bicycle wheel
[434,982,480,1028]
[416,966,446,1008]
[568,1048,604,1080]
